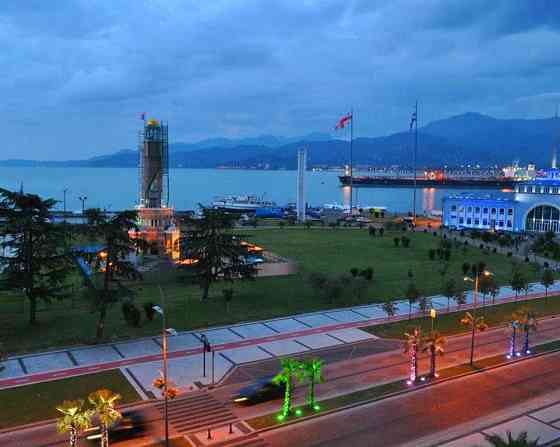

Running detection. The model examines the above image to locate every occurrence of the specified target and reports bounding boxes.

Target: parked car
[233,375,285,405]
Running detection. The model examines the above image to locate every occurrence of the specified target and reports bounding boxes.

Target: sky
[2,0,560,160]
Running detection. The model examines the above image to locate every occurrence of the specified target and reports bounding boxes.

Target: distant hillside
[2,113,558,168]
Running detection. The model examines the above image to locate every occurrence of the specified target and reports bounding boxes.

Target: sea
[0,167,512,215]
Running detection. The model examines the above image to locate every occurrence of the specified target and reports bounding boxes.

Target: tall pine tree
[0,188,73,324]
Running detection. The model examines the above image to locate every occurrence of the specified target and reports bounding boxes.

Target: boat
[211,195,277,212]
[339,175,518,189]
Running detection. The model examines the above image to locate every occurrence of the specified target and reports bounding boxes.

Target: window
[475,207,480,213]
[499,208,505,215]
[459,217,464,224]
[483,208,488,214]
[491,208,497,214]
[451,205,457,211]
[526,205,560,233]
[474,218,480,225]
[508,208,513,215]
[467,218,472,224]
[507,220,512,228]
[482,218,488,226]
[467,206,472,213]
[498,221,504,227]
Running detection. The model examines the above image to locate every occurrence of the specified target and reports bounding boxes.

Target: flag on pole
[138,112,146,121]
[335,113,352,130]
[410,111,417,130]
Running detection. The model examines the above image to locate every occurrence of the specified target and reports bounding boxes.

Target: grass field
[366,294,560,339]
[0,228,543,354]
[0,370,139,429]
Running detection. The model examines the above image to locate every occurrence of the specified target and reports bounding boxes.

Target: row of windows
[516,185,560,195]
[450,216,513,228]
[449,205,513,215]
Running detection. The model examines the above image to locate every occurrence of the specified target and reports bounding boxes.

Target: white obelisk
[297,147,307,222]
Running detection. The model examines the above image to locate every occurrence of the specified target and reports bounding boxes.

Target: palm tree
[403,327,423,383]
[460,312,488,365]
[514,308,538,354]
[301,358,324,409]
[421,331,446,378]
[506,318,519,359]
[88,389,122,447]
[56,400,92,447]
[273,358,302,418]
[484,431,538,446]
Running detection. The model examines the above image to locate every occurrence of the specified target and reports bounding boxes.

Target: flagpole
[412,101,418,225]
[350,108,354,215]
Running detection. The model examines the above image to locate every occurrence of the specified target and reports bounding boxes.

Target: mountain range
[2,113,559,169]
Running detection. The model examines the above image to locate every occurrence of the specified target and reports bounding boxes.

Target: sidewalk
[2,280,560,396]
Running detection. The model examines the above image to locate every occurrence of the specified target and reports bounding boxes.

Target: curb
[250,341,560,435]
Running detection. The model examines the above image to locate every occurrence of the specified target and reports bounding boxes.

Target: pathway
[2,280,560,395]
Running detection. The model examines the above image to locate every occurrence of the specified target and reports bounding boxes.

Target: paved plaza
[2,280,560,397]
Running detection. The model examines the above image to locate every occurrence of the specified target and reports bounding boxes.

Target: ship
[339,170,518,190]
[211,195,277,212]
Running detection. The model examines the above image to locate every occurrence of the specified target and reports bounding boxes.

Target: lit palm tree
[514,307,538,354]
[56,400,92,447]
[403,327,423,383]
[301,358,324,409]
[484,431,538,446]
[273,358,303,418]
[506,317,519,359]
[460,311,488,365]
[421,331,446,378]
[88,389,122,447]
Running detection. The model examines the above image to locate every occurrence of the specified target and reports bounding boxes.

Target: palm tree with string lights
[88,389,122,447]
[421,331,446,379]
[301,358,325,410]
[273,358,303,419]
[514,307,538,355]
[403,327,423,384]
[56,400,93,447]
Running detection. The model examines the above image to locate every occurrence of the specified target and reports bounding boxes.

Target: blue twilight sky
[2,0,560,160]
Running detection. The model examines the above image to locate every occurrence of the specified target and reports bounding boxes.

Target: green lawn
[366,294,560,339]
[0,228,543,354]
[0,369,140,429]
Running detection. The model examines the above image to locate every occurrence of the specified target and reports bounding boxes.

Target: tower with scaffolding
[131,118,180,259]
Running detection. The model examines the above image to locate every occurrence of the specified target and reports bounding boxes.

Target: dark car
[233,375,285,405]
[83,410,146,444]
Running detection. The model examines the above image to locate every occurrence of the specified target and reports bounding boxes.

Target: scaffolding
[138,119,169,208]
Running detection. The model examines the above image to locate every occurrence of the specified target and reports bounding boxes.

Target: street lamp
[78,195,87,214]
[153,288,177,447]
[430,308,437,332]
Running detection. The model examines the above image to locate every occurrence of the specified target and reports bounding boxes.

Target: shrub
[122,301,141,327]
[525,256,530,263]
[428,248,436,261]
[401,236,410,248]
[507,252,513,257]
[350,267,359,277]
[143,302,156,321]
[444,249,451,261]
[393,237,400,247]
[433,232,437,237]
[360,267,374,281]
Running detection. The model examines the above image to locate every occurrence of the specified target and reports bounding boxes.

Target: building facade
[443,169,560,234]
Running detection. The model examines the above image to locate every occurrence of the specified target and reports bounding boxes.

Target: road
[261,349,560,447]
[6,316,560,447]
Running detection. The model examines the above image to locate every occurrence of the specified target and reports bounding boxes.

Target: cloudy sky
[2,0,560,160]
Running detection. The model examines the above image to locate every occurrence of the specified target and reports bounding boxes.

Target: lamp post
[153,286,177,447]
[78,195,87,214]
[63,188,69,222]
[430,308,437,332]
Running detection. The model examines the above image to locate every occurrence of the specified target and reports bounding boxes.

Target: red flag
[335,113,352,130]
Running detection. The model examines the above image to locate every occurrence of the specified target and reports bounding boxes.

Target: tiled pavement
[438,401,560,446]
[2,280,560,395]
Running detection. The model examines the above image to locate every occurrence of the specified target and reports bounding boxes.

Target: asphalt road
[261,350,560,447]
